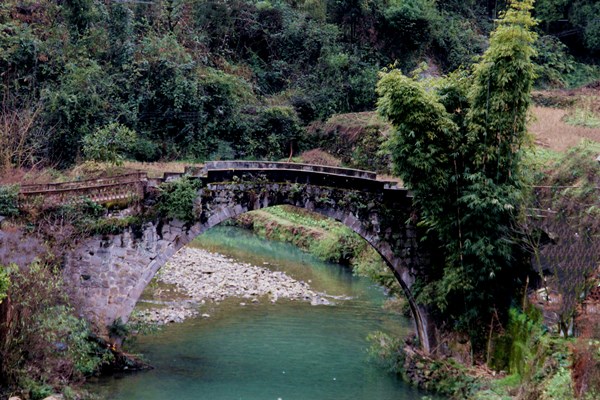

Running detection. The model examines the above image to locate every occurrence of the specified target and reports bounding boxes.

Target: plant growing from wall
[157,176,202,224]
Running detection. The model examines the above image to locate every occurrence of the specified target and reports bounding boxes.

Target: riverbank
[134,247,339,325]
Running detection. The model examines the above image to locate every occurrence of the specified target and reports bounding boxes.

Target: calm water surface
[89,226,435,400]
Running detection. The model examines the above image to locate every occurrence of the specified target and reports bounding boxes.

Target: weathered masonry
[8,162,437,353]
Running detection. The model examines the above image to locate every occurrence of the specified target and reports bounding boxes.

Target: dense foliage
[377,0,537,348]
[0,0,596,171]
[157,176,202,223]
[0,263,111,398]
[0,185,20,217]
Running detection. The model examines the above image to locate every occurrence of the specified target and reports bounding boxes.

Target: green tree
[377,0,536,348]
[535,0,600,53]
[63,0,104,37]
[44,60,114,166]
[82,122,137,165]
[240,106,305,160]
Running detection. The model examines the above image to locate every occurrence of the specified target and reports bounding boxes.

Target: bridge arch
[62,162,435,352]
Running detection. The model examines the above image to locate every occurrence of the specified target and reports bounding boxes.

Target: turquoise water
[89,226,434,400]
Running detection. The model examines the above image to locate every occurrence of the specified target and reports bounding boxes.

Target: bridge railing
[19,172,148,193]
[13,162,408,208]
[18,172,148,208]
[198,161,378,180]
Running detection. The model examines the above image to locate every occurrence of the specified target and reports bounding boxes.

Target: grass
[293,149,342,166]
[566,108,600,129]
[122,160,196,178]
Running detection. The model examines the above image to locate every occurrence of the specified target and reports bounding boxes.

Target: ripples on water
[89,226,437,400]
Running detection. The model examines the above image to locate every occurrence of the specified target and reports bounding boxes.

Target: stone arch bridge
[16,161,436,352]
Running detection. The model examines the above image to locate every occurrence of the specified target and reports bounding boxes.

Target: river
[88,226,435,400]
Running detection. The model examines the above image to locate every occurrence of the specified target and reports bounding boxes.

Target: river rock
[136,247,339,325]
[158,247,331,305]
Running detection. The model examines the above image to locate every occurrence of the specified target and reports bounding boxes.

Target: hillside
[1,0,599,173]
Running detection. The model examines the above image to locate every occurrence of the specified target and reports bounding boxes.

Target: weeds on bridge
[156,176,202,224]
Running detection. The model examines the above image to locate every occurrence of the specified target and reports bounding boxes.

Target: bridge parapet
[18,172,148,207]
[19,172,147,193]
[197,161,378,180]
[194,161,404,193]
[14,163,405,209]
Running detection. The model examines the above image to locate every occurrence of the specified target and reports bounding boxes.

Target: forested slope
[1,0,598,170]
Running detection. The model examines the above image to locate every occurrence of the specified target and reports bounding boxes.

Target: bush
[541,367,575,400]
[0,267,8,304]
[0,184,19,217]
[157,177,202,223]
[383,0,437,49]
[430,8,489,71]
[0,263,112,396]
[240,106,305,160]
[82,122,137,165]
[131,137,160,162]
[44,61,115,167]
[534,35,576,88]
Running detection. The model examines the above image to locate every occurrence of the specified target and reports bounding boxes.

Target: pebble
[136,247,338,325]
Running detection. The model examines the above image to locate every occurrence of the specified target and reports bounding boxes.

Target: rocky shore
[134,247,336,325]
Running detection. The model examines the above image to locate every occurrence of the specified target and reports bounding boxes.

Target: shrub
[534,35,576,88]
[0,263,112,395]
[240,106,305,160]
[383,0,436,49]
[0,184,19,217]
[131,137,160,162]
[44,61,115,167]
[367,331,405,373]
[82,122,137,165]
[0,267,8,304]
[157,177,202,223]
[541,367,575,400]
